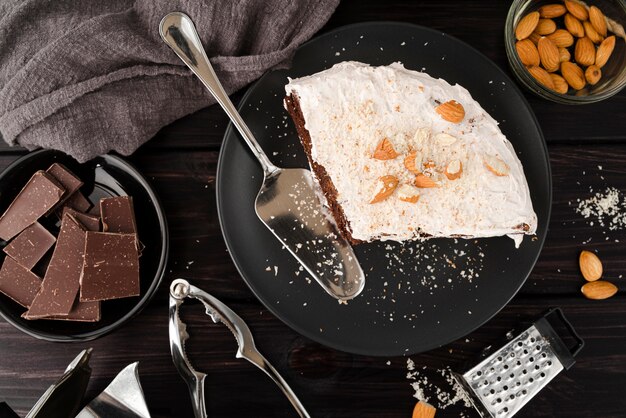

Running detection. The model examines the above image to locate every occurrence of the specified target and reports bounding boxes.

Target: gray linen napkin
[0,0,339,162]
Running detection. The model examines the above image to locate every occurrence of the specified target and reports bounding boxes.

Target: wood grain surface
[1,1,625,417]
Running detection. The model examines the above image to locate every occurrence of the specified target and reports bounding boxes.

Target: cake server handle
[159,12,279,178]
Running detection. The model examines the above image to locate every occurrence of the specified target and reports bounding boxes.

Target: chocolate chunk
[0,257,42,308]
[0,171,65,241]
[24,214,86,318]
[3,222,56,270]
[46,163,83,199]
[62,207,100,232]
[80,232,139,301]
[63,191,92,213]
[38,296,101,322]
[100,196,136,233]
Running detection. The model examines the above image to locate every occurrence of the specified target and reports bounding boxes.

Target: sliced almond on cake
[435,100,465,123]
[370,175,399,203]
[484,155,510,176]
[372,138,399,160]
[404,151,422,174]
[397,184,420,203]
[445,159,463,180]
[414,173,438,188]
[434,132,457,146]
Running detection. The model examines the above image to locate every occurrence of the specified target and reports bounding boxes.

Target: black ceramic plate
[217,22,551,356]
[0,149,168,341]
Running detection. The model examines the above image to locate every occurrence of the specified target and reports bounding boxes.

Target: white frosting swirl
[285,62,537,245]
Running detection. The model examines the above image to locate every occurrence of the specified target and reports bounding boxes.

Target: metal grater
[454,308,584,418]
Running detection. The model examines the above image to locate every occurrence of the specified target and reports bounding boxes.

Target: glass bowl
[505,0,626,103]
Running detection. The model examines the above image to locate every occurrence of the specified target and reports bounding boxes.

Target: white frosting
[285,62,537,244]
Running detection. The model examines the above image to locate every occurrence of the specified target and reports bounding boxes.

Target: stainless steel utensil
[168,279,310,418]
[159,12,364,300]
[76,362,151,418]
[454,308,584,418]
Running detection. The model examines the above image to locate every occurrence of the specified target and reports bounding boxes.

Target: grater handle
[544,308,585,358]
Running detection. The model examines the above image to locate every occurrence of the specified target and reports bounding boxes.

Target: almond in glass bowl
[505,0,626,103]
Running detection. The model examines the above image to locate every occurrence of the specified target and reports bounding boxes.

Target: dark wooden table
[1,1,625,417]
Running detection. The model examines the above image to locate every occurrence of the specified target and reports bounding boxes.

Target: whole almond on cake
[585,65,602,85]
[565,0,589,21]
[538,36,560,72]
[561,61,586,90]
[575,37,596,67]
[435,100,465,123]
[589,5,608,37]
[516,39,541,66]
[539,4,567,18]
[595,35,616,68]
[516,11,540,40]
[547,29,574,47]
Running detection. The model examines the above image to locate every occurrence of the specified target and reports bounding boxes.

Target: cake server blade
[159,12,365,300]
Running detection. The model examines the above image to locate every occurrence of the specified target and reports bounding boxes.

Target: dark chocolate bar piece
[64,191,92,213]
[38,295,101,322]
[62,207,100,232]
[0,257,42,308]
[80,232,139,301]
[24,214,86,318]
[0,171,65,241]
[46,163,83,199]
[3,222,56,270]
[100,196,136,233]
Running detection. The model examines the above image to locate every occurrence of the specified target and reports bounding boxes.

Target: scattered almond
[536,18,557,35]
[397,184,420,203]
[589,5,608,37]
[547,29,574,47]
[558,47,571,62]
[538,36,560,72]
[564,13,585,38]
[414,173,438,188]
[585,64,602,85]
[550,73,569,94]
[372,138,399,160]
[575,37,596,66]
[435,100,465,123]
[528,65,556,90]
[561,61,586,90]
[370,175,399,203]
[445,160,463,180]
[581,281,617,300]
[583,21,604,44]
[422,159,436,170]
[539,4,566,18]
[484,155,510,176]
[516,11,540,40]
[595,35,615,68]
[579,250,603,281]
[413,401,437,418]
[564,0,588,21]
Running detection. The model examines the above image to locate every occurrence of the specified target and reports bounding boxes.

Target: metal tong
[168,279,310,418]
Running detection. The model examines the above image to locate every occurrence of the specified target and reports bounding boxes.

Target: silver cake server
[169,279,310,418]
[159,12,364,300]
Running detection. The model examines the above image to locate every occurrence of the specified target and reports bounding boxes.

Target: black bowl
[0,150,168,341]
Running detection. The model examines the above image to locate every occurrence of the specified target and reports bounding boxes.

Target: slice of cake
[284,61,537,246]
